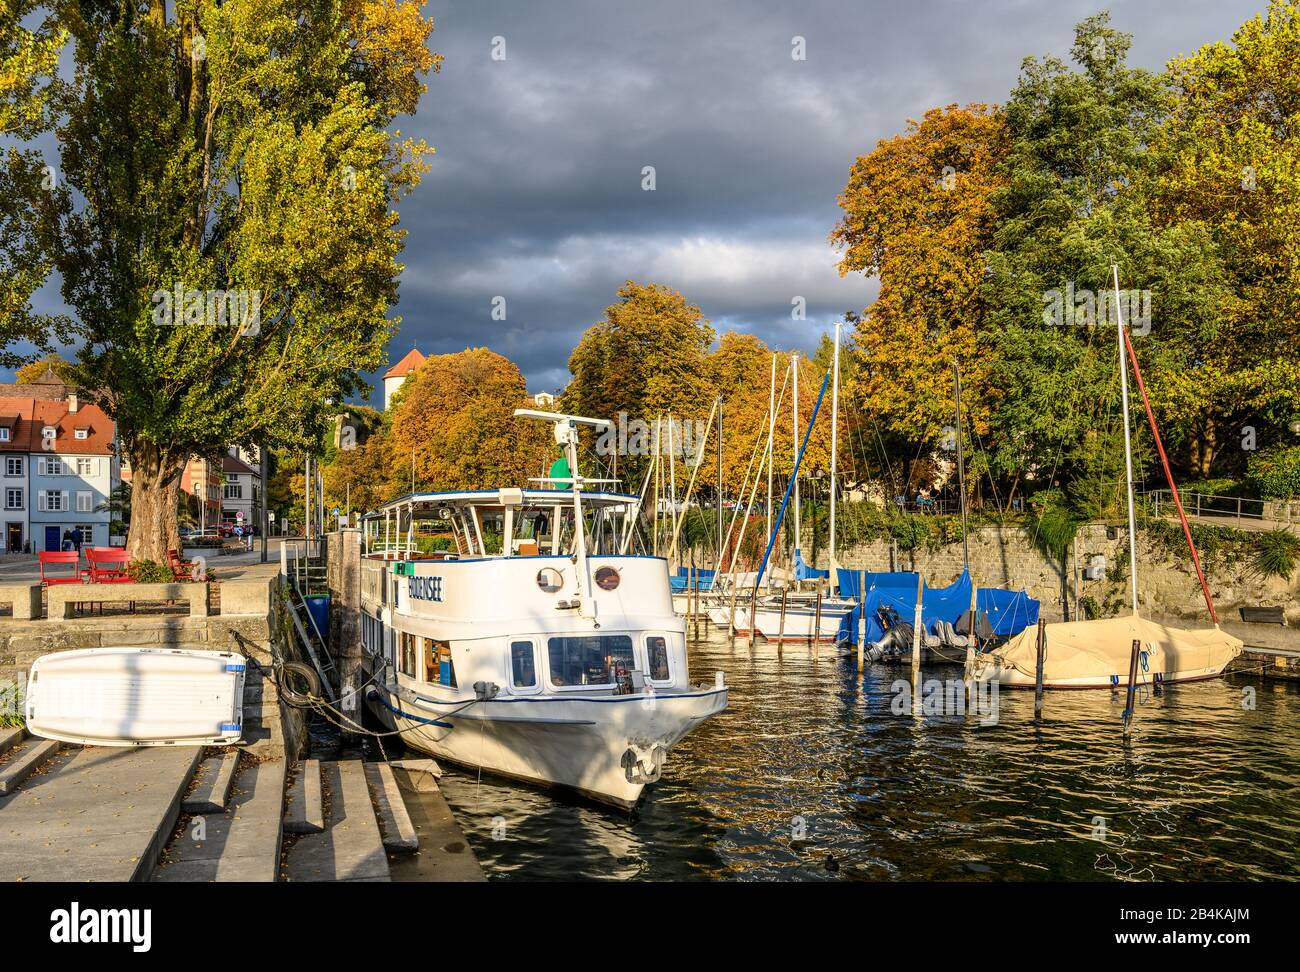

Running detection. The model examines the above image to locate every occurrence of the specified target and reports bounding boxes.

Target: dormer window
[42,426,56,438]
[74,429,89,440]
[0,428,9,442]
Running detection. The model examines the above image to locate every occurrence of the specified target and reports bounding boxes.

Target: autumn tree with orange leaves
[389,348,554,491]
[831,104,1008,493]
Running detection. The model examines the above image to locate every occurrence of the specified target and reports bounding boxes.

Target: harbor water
[414,628,1299,881]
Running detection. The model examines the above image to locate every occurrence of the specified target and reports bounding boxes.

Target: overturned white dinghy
[973,615,1242,689]
[26,648,245,746]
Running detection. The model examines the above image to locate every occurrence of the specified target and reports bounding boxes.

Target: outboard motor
[865,605,913,661]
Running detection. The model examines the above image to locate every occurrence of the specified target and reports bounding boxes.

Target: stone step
[0,726,25,758]
[283,759,390,882]
[0,745,202,881]
[284,759,324,834]
[153,758,285,882]
[0,738,61,795]
[183,750,240,814]
[364,760,418,852]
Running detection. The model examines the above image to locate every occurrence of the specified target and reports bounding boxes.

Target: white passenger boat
[359,410,729,810]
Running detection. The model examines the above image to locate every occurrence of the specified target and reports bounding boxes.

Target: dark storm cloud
[392,0,1263,401]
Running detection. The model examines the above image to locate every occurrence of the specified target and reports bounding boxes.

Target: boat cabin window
[547,635,635,688]
[646,635,671,682]
[423,638,456,687]
[400,632,416,677]
[510,640,538,688]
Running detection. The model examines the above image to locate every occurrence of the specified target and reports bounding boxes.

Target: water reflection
[423,629,1300,881]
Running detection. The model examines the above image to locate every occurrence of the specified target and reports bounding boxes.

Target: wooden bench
[1240,606,1286,625]
[47,582,210,619]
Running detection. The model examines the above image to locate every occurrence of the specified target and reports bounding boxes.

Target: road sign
[236,511,244,521]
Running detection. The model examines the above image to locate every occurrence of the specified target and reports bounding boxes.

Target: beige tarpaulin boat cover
[981,615,1242,683]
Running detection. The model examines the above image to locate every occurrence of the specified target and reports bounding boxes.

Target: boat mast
[953,359,969,566]
[1112,264,1140,616]
[716,396,724,572]
[829,322,841,585]
[765,353,776,589]
[792,352,801,570]
[668,413,678,563]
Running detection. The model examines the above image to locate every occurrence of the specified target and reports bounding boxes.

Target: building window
[76,491,93,513]
[4,456,22,477]
[0,428,9,442]
[74,429,88,440]
[4,488,22,511]
[40,457,68,477]
[224,482,242,500]
[40,490,68,512]
[76,524,94,542]
[76,458,94,476]
[547,635,635,687]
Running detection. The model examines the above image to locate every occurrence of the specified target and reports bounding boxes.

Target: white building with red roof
[383,347,425,410]
[0,386,120,552]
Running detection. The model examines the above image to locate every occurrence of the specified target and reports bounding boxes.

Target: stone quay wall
[813,523,1300,625]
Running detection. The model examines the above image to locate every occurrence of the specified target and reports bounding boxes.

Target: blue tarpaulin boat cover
[794,548,829,581]
[670,567,716,594]
[833,567,1039,644]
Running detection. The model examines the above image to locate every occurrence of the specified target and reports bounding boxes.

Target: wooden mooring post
[910,574,924,714]
[812,590,823,659]
[748,586,760,649]
[776,587,788,647]
[1033,618,1047,716]
[1123,638,1141,737]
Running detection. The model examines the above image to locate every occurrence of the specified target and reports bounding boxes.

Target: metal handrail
[1138,488,1296,527]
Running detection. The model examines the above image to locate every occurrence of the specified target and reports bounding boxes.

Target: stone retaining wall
[816,523,1300,624]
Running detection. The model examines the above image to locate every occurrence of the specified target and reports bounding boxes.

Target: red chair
[81,548,134,615]
[168,548,200,579]
[84,548,132,584]
[38,551,82,586]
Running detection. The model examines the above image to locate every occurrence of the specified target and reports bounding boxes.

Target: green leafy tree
[34,0,437,561]
[1155,0,1300,473]
[0,0,67,364]
[981,12,1224,514]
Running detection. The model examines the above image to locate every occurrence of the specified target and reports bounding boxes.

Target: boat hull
[366,680,728,810]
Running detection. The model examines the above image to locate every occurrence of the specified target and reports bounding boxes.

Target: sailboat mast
[765,353,776,587]
[716,396,723,571]
[1113,265,1140,616]
[829,322,841,581]
[953,359,969,565]
[792,352,801,562]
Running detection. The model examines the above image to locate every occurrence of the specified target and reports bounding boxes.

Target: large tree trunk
[126,442,184,563]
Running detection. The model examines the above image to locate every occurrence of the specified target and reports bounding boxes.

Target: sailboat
[974,266,1242,689]
[743,326,860,642]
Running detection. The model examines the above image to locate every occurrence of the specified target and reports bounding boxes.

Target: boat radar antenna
[513,408,618,622]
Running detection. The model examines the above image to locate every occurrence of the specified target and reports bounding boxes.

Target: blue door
[44,526,61,552]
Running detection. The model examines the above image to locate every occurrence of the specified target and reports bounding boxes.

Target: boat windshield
[366,494,636,560]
